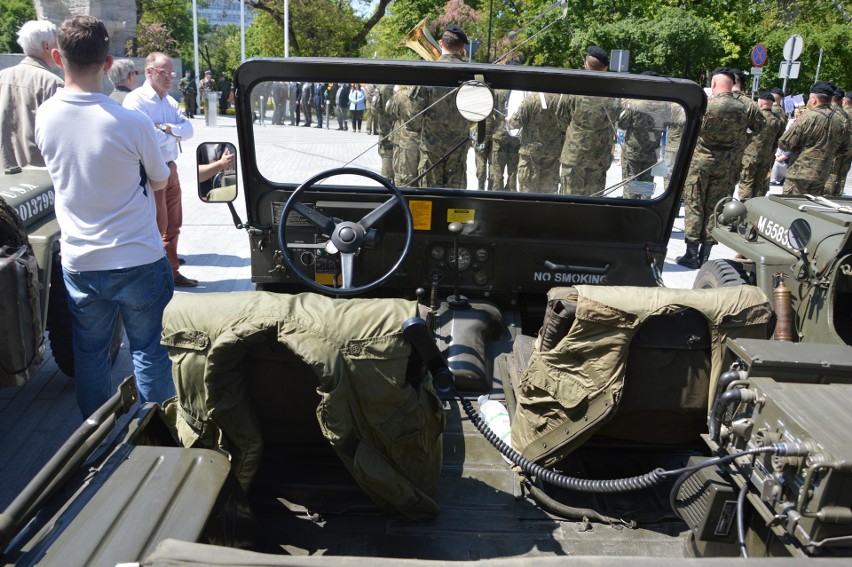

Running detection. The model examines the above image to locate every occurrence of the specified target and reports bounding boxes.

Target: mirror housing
[197,142,238,203]
[455,81,494,123]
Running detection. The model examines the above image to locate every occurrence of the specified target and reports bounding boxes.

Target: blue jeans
[63,256,175,416]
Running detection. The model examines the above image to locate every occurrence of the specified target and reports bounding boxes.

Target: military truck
[696,193,852,345]
[3,58,852,566]
[0,168,123,384]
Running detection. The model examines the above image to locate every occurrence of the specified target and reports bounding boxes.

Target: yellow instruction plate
[409,200,433,231]
[447,208,475,224]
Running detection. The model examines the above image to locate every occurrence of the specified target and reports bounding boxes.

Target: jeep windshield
[234,58,705,302]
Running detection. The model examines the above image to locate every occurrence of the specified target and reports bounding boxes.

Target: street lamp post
[192,0,200,109]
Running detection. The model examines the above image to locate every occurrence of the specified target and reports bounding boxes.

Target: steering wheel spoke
[277,167,414,296]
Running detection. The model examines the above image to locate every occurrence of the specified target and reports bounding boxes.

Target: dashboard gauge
[430,245,446,260]
[447,247,471,271]
[473,270,489,286]
[475,248,490,262]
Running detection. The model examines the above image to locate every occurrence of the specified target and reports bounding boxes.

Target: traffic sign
[779,61,801,79]
[783,35,803,61]
[751,44,768,67]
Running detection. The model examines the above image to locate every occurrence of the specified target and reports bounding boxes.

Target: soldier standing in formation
[410,24,471,189]
[374,84,397,181]
[677,67,764,269]
[217,72,231,114]
[825,88,852,196]
[555,46,620,197]
[386,85,419,186]
[490,89,520,191]
[778,81,849,197]
[508,91,564,193]
[737,91,785,200]
[617,72,669,199]
[178,69,197,118]
[728,69,766,192]
[199,70,216,114]
[771,87,788,129]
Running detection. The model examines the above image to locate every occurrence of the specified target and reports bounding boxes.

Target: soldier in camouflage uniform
[729,70,767,191]
[555,46,620,197]
[490,89,520,191]
[409,25,470,189]
[617,78,670,200]
[771,87,788,129]
[374,84,396,182]
[474,108,493,190]
[507,92,564,193]
[737,91,786,200]
[663,103,686,191]
[825,88,852,196]
[677,68,765,269]
[386,85,420,186]
[779,81,850,197]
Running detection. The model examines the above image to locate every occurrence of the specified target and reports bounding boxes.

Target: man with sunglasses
[123,52,197,287]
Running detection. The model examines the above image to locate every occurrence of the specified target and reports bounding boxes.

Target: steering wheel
[277,167,414,296]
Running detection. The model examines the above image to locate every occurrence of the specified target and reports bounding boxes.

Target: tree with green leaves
[0,0,37,54]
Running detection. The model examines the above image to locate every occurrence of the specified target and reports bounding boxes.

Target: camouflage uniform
[507,92,564,193]
[555,93,620,196]
[489,90,520,191]
[374,85,396,182]
[779,104,849,196]
[728,91,766,190]
[663,104,686,190]
[824,105,852,196]
[617,99,668,198]
[772,102,788,129]
[410,53,469,189]
[386,86,420,187]
[364,84,379,135]
[683,92,763,247]
[474,114,493,190]
[199,76,216,112]
[737,106,785,200]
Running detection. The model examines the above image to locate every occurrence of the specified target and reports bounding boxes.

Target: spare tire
[46,252,124,377]
[693,258,751,289]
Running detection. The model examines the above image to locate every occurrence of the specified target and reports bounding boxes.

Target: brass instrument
[399,18,441,61]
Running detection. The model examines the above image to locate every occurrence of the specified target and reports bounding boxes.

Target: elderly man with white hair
[107,59,139,105]
[0,20,64,170]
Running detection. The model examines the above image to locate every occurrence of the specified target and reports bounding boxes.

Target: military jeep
[4,58,852,566]
[0,168,123,384]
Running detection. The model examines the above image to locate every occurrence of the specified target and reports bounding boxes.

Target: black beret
[711,67,736,82]
[444,24,469,45]
[810,81,835,96]
[771,86,783,95]
[833,87,845,99]
[758,91,774,102]
[586,45,609,66]
[732,68,747,85]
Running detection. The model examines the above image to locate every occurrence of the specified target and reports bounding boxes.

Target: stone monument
[34,0,136,56]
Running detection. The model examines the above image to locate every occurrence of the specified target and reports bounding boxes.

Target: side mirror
[788,218,811,251]
[455,81,494,123]
[196,142,238,202]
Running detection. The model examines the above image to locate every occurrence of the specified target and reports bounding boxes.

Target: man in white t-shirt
[123,52,197,286]
[34,16,175,417]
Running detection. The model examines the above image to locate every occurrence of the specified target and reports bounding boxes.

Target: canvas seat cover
[160,291,445,521]
[511,285,771,467]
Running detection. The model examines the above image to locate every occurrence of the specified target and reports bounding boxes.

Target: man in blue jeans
[35,16,175,416]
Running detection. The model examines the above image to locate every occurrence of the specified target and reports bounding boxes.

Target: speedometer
[447,247,471,271]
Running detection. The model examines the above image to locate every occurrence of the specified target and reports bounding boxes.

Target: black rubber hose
[737,481,750,558]
[527,477,638,528]
[459,394,666,493]
[708,388,744,443]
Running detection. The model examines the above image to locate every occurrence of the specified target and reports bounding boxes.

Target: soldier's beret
[711,67,736,82]
[810,81,835,96]
[586,45,609,66]
[758,91,774,102]
[771,86,784,95]
[833,87,845,99]
[444,24,469,45]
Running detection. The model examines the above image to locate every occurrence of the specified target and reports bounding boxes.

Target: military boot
[698,244,714,267]
[676,242,701,269]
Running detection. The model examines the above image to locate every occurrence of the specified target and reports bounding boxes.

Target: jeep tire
[46,253,124,377]
[693,258,751,289]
